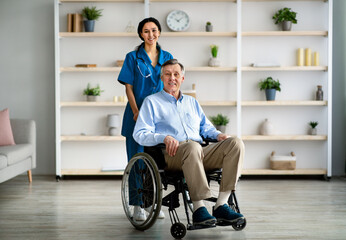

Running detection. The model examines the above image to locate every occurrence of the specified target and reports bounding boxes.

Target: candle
[305,48,311,66]
[313,52,320,66]
[113,96,118,102]
[297,48,304,66]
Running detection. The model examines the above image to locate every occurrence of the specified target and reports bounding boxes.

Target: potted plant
[309,121,318,135]
[83,83,104,101]
[272,7,297,31]
[210,114,229,133]
[81,6,103,32]
[208,44,220,67]
[206,21,213,32]
[259,77,281,101]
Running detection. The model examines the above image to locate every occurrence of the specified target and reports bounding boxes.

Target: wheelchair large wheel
[121,152,162,231]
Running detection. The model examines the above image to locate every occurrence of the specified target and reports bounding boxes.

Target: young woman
[118,17,173,221]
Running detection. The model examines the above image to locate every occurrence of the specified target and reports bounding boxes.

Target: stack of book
[67,13,84,32]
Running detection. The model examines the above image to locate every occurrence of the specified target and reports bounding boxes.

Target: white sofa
[0,119,36,183]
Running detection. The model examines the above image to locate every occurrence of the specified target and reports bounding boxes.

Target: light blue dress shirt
[133,90,221,146]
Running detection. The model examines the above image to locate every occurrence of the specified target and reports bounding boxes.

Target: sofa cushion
[0,154,7,170]
[0,144,32,166]
[0,108,16,146]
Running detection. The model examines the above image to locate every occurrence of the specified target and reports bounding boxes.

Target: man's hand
[217,133,230,142]
[164,136,179,157]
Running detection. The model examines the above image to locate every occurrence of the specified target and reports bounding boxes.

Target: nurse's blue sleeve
[118,52,135,85]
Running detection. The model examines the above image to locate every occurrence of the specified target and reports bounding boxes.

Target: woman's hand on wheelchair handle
[164,135,179,157]
[217,133,230,142]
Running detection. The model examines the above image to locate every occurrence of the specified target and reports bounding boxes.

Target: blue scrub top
[118,45,173,137]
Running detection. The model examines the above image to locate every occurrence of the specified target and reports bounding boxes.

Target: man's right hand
[164,136,179,157]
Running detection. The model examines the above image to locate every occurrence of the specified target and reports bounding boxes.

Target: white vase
[259,119,274,135]
[87,95,98,102]
[208,57,220,67]
[310,128,317,135]
[216,125,226,133]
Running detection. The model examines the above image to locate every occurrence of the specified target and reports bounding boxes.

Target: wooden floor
[0,175,345,240]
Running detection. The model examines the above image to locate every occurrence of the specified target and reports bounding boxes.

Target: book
[73,13,83,32]
[67,13,73,32]
[75,64,97,68]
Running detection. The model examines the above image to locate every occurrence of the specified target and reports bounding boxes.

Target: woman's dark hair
[137,17,162,41]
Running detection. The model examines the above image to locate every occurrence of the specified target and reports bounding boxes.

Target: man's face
[161,64,184,96]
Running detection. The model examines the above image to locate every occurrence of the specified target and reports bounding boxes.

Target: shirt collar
[161,90,184,102]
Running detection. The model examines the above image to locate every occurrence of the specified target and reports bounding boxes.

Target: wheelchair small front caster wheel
[232,218,246,231]
[170,222,186,239]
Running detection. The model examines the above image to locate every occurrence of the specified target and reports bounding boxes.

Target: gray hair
[160,59,185,77]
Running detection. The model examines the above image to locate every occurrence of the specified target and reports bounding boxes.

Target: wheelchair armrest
[202,137,218,146]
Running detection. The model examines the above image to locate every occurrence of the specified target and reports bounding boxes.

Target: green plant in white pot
[83,83,104,102]
[309,121,318,135]
[210,114,229,133]
[259,77,281,101]
[272,7,297,31]
[208,44,220,67]
[81,6,103,32]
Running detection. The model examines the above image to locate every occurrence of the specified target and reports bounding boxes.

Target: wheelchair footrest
[187,223,216,231]
[216,217,245,227]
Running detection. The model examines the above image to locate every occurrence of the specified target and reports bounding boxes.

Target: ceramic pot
[84,20,95,32]
[87,95,98,102]
[208,57,220,67]
[265,89,276,101]
[310,128,317,135]
[282,21,292,31]
[206,24,213,32]
[260,119,274,135]
[216,125,226,133]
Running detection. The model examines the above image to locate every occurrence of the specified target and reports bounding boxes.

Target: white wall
[0,0,56,174]
[0,0,345,176]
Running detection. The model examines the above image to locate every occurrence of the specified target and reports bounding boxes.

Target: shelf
[241,168,327,176]
[60,66,236,72]
[242,0,327,2]
[242,101,327,106]
[60,0,143,3]
[60,32,236,38]
[186,67,237,72]
[242,31,328,37]
[60,67,121,72]
[61,135,125,141]
[200,101,237,106]
[242,135,327,141]
[60,32,137,37]
[60,101,126,107]
[161,32,236,37]
[151,0,236,2]
[61,169,124,176]
[242,66,327,71]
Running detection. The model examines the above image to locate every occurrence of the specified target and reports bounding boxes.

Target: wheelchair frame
[121,143,246,239]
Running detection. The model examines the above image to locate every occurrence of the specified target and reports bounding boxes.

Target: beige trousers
[163,137,245,201]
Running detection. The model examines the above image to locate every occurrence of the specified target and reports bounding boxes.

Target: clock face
[166,10,190,32]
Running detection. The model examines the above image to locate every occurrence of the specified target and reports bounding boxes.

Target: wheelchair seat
[121,139,246,239]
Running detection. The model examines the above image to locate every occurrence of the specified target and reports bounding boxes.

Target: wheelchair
[121,139,246,239]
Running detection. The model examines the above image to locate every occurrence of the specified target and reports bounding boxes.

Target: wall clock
[166,10,190,32]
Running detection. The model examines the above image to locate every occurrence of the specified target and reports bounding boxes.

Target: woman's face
[140,22,160,46]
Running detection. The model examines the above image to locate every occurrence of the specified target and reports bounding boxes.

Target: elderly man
[133,59,245,227]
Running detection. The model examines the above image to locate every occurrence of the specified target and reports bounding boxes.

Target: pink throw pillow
[0,108,16,146]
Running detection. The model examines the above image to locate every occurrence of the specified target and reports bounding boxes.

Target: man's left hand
[217,133,230,141]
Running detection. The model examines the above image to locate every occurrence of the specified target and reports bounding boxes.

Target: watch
[166,10,190,32]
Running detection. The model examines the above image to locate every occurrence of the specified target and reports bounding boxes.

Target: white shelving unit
[55,0,332,179]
